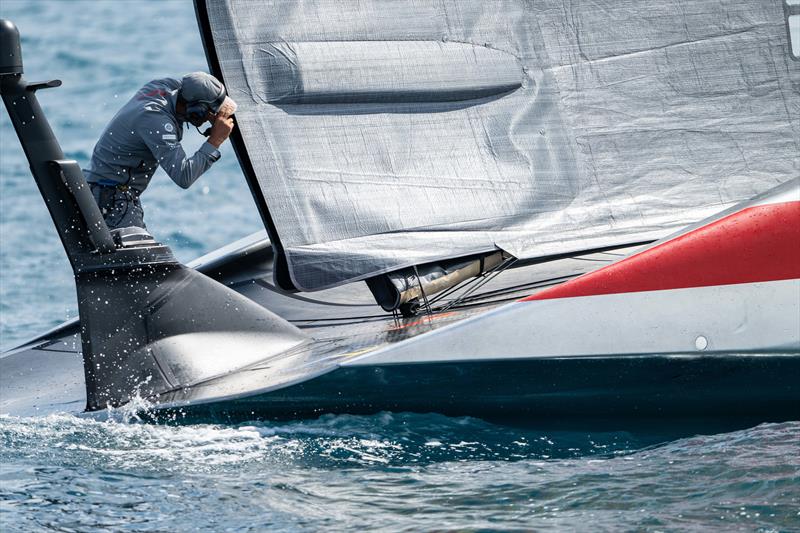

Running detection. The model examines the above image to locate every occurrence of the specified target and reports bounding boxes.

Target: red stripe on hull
[523,201,800,301]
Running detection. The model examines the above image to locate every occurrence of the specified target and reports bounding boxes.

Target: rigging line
[426,254,514,307]
[423,247,617,307]
[425,273,481,306]
[427,269,580,307]
[419,244,628,310]
[432,287,558,311]
[449,273,581,303]
[570,256,617,262]
[464,255,518,296]
[295,275,568,326]
[508,239,654,268]
[436,256,518,313]
[413,264,433,319]
[435,256,513,310]
[444,279,569,308]
[290,313,392,324]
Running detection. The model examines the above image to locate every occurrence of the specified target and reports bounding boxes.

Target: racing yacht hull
[3,180,798,427]
[1,13,797,428]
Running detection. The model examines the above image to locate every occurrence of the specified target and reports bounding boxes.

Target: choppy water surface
[1,1,798,531]
[2,414,799,531]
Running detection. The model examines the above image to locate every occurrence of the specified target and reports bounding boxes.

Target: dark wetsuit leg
[90,184,146,230]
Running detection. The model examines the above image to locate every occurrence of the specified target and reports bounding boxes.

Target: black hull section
[169,355,800,429]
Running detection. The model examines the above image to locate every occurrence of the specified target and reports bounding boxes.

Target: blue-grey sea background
[0,1,798,531]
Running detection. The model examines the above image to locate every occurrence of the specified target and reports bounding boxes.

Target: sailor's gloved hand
[208,113,234,148]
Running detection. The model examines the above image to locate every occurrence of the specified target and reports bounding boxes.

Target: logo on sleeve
[164,123,174,132]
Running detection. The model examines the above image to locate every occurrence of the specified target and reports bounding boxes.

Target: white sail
[199,0,799,291]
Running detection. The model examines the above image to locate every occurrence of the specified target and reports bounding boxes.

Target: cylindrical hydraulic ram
[397,251,507,306]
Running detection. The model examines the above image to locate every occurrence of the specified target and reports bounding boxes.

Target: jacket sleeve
[138,113,220,189]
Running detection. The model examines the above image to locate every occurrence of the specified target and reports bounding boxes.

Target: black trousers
[89,184,146,229]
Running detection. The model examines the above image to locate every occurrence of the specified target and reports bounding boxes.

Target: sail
[195,0,799,291]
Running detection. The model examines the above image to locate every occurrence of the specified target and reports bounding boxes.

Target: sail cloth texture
[199,0,799,291]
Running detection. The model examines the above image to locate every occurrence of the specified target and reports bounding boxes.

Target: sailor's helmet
[179,72,227,114]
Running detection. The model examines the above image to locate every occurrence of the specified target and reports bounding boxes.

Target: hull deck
[3,236,798,428]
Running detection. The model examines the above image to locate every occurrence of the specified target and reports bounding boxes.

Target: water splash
[1,1,798,531]
[1,414,798,531]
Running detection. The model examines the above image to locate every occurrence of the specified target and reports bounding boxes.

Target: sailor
[84,72,236,229]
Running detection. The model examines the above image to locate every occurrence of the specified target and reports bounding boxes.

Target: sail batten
[196,0,799,291]
[251,40,523,105]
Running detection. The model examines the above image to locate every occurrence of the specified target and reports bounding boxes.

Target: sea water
[0,1,798,531]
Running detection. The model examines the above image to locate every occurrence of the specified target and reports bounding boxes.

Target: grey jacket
[83,78,221,193]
